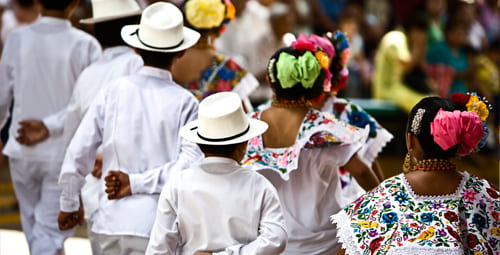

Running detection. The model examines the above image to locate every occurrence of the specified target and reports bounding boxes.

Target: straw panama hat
[180,92,268,145]
[80,0,142,24]
[121,2,200,53]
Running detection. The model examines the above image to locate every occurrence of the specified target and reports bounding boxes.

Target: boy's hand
[16,120,49,146]
[104,170,131,199]
[58,206,84,230]
[92,154,103,178]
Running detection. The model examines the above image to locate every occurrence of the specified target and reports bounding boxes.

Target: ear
[406,132,414,152]
[175,50,186,59]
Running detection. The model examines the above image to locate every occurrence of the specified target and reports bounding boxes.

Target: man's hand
[16,120,49,146]
[104,170,131,199]
[92,154,103,178]
[58,206,84,230]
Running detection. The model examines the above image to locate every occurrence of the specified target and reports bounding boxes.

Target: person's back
[0,0,101,253]
[147,92,287,254]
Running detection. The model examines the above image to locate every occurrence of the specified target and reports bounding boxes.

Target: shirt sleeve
[128,96,203,195]
[0,36,15,129]
[58,88,106,212]
[42,107,67,137]
[145,174,181,255]
[214,178,288,255]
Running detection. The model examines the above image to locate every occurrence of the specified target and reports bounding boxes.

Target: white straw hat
[181,92,268,145]
[80,0,142,24]
[121,2,200,53]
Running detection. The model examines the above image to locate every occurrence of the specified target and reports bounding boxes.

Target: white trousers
[9,157,74,255]
[89,232,149,255]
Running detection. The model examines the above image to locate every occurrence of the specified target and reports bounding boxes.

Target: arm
[145,177,180,255]
[58,89,105,218]
[344,153,379,191]
[213,182,287,255]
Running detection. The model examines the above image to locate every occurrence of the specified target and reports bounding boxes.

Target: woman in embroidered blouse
[170,0,258,112]
[332,94,499,255]
[243,40,380,254]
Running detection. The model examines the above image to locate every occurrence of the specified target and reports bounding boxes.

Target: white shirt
[0,16,101,161]
[59,66,203,237]
[63,46,143,147]
[146,156,287,255]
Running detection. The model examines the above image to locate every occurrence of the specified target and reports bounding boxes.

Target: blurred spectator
[427,19,471,96]
[477,0,499,44]
[424,0,446,47]
[391,0,421,27]
[362,0,391,59]
[450,0,488,51]
[372,17,431,113]
[310,0,346,34]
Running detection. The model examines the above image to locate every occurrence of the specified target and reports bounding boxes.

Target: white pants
[89,232,149,255]
[9,158,74,255]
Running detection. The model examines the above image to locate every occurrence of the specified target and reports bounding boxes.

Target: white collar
[200,156,240,174]
[139,66,173,81]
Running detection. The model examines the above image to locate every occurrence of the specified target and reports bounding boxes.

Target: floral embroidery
[184,55,247,100]
[332,172,500,254]
[331,98,378,138]
[242,109,364,178]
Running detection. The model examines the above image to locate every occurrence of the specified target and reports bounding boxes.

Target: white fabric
[90,231,149,255]
[0,16,102,161]
[64,46,143,223]
[59,66,203,238]
[146,157,287,255]
[256,145,362,254]
[1,9,31,44]
[8,158,74,255]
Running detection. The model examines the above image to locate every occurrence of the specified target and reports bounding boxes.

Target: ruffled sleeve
[243,109,369,180]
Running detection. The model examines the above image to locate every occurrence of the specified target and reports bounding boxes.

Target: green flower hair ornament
[276,51,321,89]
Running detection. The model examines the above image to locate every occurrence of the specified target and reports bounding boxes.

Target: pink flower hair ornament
[430,109,485,156]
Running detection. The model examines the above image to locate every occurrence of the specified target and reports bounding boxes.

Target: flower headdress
[324,31,350,94]
[430,92,492,156]
[269,34,331,91]
[184,0,235,36]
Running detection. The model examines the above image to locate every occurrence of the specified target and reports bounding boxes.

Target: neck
[41,10,68,19]
[271,98,308,109]
[195,34,215,50]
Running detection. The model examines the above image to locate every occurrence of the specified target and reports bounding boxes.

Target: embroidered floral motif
[242,109,363,178]
[333,172,500,255]
[331,99,377,138]
[184,55,246,100]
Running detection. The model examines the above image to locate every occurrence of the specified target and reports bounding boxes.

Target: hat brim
[80,10,142,24]
[121,24,200,53]
[180,119,268,145]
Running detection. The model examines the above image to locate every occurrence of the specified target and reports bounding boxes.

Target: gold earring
[403,152,412,173]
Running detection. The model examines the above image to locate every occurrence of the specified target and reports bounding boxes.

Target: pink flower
[291,144,299,158]
[278,153,289,168]
[309,34,335,59]
[464,189,477,202]
[216,80,232,92]
[341,48,351,65]
[291,34,317,52]
[249,137,260,147]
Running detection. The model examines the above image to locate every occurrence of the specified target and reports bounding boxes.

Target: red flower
[291,34,317,52]
[307,112,319,121]
[492,211,499,220]
[216,80,232,92]
[486,188,498,199]
[450,93,471,107]
[410,222,419,228]
[369,236,384,254]
[446,226,461,242]
[444,211,458,222]
[334,102,346,114]
[226,58,240,71]
[339,167,348,175]
[188,81,199,90]
[467,233,478,248]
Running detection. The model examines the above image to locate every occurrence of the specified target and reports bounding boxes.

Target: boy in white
[62,0,143,252]
[57,2,203,254]
[0,0,101,253]
[146,92,287,255]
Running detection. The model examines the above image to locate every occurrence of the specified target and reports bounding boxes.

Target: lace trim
[386,246,464,255]
[330,211,363,255]
[358,127,393,165]
[401,171,469,201]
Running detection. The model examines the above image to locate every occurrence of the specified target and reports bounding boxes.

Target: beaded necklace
[271,100,307,108]
[410,158,456,172]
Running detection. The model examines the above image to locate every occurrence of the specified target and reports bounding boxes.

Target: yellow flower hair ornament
[185,0,234,33]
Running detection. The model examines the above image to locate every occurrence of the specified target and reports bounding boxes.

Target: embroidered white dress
[331,172,500,255]
[147,157,287,255]
[243,109,369,254]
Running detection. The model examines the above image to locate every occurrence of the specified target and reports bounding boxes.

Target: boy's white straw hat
[181,92,268,145]
[121,2,200,53]
[80,0,142,24]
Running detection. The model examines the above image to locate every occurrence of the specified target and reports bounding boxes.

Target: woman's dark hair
[198,143,239,157]
[406,97,459,159]
[267,47,325,101]
[94,15,140,48]
[402,15,429,33]
[136,49,179,68]
[39,0,74,10]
